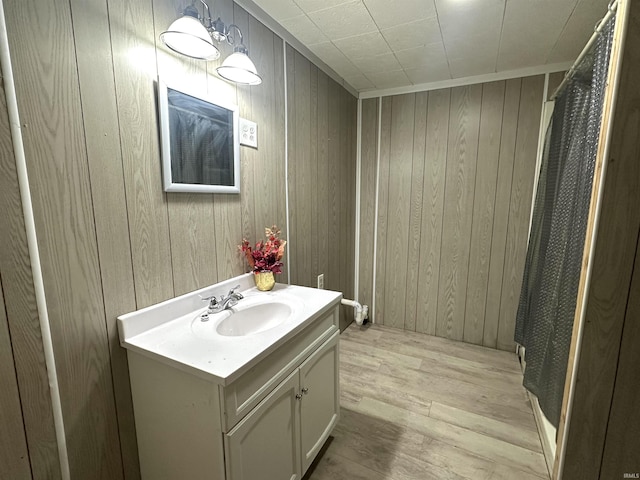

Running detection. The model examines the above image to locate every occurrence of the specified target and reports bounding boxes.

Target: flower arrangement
[239,225,287,274]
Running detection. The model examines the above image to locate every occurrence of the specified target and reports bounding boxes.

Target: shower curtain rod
[551,0,618,100]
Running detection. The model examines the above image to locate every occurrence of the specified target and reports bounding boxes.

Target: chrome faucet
[202,285,244,314]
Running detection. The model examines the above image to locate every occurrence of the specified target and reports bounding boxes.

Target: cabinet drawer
[220,307,338,431]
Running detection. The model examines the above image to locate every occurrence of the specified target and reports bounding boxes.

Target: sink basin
[190,291,305,339]
[216,302,291,336]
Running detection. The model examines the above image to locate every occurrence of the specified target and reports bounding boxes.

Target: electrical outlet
[239,118,258,148]
[317,273,324,289]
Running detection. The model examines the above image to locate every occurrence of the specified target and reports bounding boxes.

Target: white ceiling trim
[359,61,573,99]
[233,0,359,97]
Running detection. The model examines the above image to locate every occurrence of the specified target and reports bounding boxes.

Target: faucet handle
[200,294,219,308]
[227,285,243,299]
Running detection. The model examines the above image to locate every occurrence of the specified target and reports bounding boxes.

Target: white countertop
[118,275,342,385]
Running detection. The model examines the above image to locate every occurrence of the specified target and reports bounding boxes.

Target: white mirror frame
[157,78,241,193]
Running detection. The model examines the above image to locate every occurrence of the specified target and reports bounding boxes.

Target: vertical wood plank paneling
[285,46,356,325]
[310,66,319,288]
[3,0,324,475]
[294,50,311,286]
[326,80,342,292]
[339,87,350,306]
[483,78,521,348]
[560,3,640,474]
[7,0,124,477]
[317,71,330,288]
[599,227,640,478]
[213,182,244,281]
[286,45,297,284]
[416,88,449,335]
[0,52,61,480]
[272,35,288,286]
[0,277,32,480]
[374,97,393,324]
[463,81,506,345]
[369,77,542,346]
[405,92,428,332]
[70,0,140,475]
[248,17,285,248]
[358,98,379,309]
[436,85,482,341]
[233,6,256,248]
[497,75,544,351]
[348,96,357,302]
[383,94,415,329]
[109,0,174,308]
[338,86,348,306]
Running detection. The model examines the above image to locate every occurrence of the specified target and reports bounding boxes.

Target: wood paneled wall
[359,76,544,351]
[557,0,640,476]
[2,0,355,478]
[0,53,62,479]
[286,47,357,330]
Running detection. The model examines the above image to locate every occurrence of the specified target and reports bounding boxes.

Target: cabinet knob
[302,387,309,395]
[295,393,303,400]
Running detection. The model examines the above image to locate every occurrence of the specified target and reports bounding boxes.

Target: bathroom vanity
[118,274,342,480]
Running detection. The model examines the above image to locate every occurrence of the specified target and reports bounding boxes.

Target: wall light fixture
[160,0,262,85]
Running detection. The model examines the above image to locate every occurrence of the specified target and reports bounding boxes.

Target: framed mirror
[157,79,240,193]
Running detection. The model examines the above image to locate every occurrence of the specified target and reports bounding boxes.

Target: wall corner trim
[0,1,70,478]
[358,62,573,99]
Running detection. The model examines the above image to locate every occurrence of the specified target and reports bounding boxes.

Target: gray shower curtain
[514,14,615,428]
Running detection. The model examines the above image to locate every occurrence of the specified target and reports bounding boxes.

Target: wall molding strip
[370,97,382,323]
[359,62,572,99]
[283,39,291,283]
[529,72,551,237]
[354,98,362,299]
[0,1,70,478]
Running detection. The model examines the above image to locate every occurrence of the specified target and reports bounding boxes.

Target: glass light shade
[160,16,220,60]
[217,51,262,85]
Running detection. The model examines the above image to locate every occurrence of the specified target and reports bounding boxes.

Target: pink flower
[238,226,287,274]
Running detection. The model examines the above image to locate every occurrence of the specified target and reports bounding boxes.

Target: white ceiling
[252,0,612,92]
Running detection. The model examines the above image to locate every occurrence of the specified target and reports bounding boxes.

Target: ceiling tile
[363,0,437,29]
[307,1,378,40]
[366,69,411,88]
[381,17,441,51]
[281,15,330,44]
[251,0,609,91]
[294,0,353,14]
[394,42,446,69]
[448,55,496,78]
[349,52,403,73]
[258,0,304,21]
[547,0,611,63]
[404,64,451,84]
[444,31,500,61]
[436,0,505,39]
[498,0,580,67]
[497,50,548,71]
[344,74,376,90]
[502,0,579,37]
[307,42,361,77]
[334,32,391,58]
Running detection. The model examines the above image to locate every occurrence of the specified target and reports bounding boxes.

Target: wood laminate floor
[305,323,549,480]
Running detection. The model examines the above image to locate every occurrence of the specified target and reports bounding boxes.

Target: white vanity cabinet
[124,294,341,480]
[225,331,339,480]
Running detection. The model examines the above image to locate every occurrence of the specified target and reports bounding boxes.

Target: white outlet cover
[239,118,258,148]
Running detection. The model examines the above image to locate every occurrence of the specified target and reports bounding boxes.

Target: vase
[254,271,275,291]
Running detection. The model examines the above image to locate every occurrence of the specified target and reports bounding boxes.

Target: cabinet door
[299,331,340,473]
[225,369,302,480]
